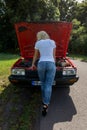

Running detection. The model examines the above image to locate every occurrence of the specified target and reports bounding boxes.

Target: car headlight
[63,68,76,76]
[11,68,25,75]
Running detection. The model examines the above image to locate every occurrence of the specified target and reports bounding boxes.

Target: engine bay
[15,57,71,68]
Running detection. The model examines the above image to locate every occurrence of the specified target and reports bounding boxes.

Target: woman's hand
[29,64,37,70]
[30,49,39,70]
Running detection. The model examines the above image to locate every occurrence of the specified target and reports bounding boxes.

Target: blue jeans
[37,61,56,105]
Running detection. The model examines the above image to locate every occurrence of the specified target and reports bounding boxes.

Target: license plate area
[31,81,56,86]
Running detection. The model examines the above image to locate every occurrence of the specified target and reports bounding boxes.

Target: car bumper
[55,76,79,85]
[8,75,79,86]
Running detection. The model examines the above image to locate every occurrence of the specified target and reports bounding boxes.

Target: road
[34,59,87,130]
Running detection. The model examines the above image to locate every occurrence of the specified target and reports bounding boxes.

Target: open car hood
[15,21,72,58]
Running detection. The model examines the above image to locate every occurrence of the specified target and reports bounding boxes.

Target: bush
[69,19,87,55]
[69,34,87,55]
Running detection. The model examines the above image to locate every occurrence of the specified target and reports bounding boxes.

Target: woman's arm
[31,49,39,68]
[53,48,56,62]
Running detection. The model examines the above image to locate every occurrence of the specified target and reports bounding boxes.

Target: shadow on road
[39,87,77,130]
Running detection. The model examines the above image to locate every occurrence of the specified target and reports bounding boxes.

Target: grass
[69,54,87,62]
[18,92,41,130]
[0,53,19,91]
[0,53,19,76]
[0,53,41,130]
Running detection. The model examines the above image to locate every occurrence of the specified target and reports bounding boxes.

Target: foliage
[0,1,18,52]
[69,18,87,55]
[0,0,87,54]
[69,53,87,62]
[76,0,87,26]
[59,0,78,21]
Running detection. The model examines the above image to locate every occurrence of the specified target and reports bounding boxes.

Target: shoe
[42,104,48,116]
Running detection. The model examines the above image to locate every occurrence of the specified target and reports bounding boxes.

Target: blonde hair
[37,31,50,41]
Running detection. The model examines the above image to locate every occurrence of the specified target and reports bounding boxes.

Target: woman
[31,31,56,116]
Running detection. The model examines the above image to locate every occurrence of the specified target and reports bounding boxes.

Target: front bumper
[55,76,79,85]
[8,75,79,86]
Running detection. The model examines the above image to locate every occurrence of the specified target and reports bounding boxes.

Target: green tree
[69,19,87,55]
[4,0,60,22]
[59,0,78,21]
[75,0,87,26]
[0,0,18,52]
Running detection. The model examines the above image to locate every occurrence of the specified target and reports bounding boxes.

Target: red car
[9,21,79,87]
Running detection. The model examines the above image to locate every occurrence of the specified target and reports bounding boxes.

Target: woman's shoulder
[46,39,54,42]
[49,39,55,44]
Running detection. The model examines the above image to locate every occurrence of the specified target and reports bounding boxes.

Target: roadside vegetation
[0,53,41,130]
[69,54,87,62]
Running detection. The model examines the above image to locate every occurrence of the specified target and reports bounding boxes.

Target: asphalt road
[34,59,87,130]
